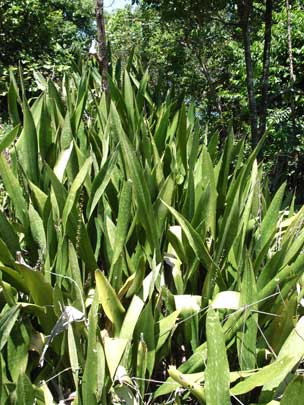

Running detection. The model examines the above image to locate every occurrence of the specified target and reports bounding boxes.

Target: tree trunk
[258,0,273,140]
[286,0,296,136]
[95,0,109,93]
[238,0,259,148]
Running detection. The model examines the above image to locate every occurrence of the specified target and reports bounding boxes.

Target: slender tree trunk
[286,0,296,135]
[238,0,259,148]
[285,0,297,188]
[258,0,273,139]
[95,0,109,93]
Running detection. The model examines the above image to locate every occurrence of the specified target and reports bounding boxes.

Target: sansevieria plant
[0,62,303,404]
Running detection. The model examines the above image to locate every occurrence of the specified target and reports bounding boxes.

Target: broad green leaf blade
[0,125,20,152]
[154,106,170,154]
[111,180,132,267]
[45,163,67,213]
[61,111,73,150]
[205,307,230,405]
[259,253,304,303]
[68,325,79,388]
[154,174,175,232]
[215,187,240,263]
[266,294,297,354]
[0,238,15,267]
[0,278,17,307]
[104,337,128,380]
[82,290,105,404]
[16,374,34,405]
[72,75,89,133]
[29,204,46,252]
[262,316,304,392]
[135,300,156,377]
[0,305,20,351]
[231,355,295,395]
[239,159,258,249]
[38,96,52,161]
[281,376,304,405]
[8,71,21,126]
[162,201,213,270]
[54,141,73,182]
[48,78,64,113]
[155,310,180,352]
[16,99,39,184]
[28,181,48,217]
[124,70,135,131]
[136,336,148,399]
[0,153,28,226]
[15,262,50,301]
[0,265,28,292]
[7,322,30,382]
[119,295,144,340]
[0,210,20,254]
[237,255,257,370]
[68,241,84,310]
[62,156,92,230]
[255,183,286,259]
[95,270,125,333]
[87,150,118,218]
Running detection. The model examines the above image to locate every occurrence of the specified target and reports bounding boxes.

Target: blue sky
[105,0,131,11]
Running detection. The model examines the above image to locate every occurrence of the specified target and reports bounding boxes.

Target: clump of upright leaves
[0,63,303,404]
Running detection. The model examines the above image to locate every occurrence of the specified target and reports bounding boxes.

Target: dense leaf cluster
[0,63,303,403]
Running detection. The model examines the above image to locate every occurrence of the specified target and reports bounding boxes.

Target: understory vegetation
[0,62,304,404]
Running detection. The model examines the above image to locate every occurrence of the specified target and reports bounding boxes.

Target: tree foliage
[121,0,304,190]
[0,0,94,100]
